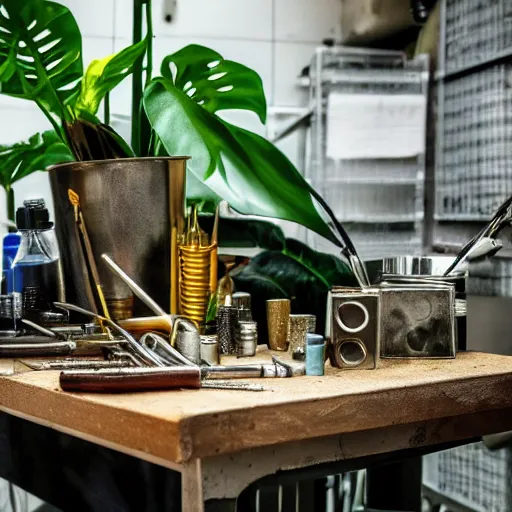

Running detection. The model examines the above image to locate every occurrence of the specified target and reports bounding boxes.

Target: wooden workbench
[1,351,512,511]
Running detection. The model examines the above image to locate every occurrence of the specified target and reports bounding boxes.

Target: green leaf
[199,215,286,251]
[186,171,222,212]
[74,39,147,117]
[0,129,74,189]
[231,237,356,344]
[144,77,338,246]
[160,44,266,123]
[0,0,83,120]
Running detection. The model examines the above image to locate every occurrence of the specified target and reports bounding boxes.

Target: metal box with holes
[330,283,456,366]
[331,287,381,370]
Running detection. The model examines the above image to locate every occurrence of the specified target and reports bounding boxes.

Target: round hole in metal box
[338,339,367,366]
[337,301,369,333]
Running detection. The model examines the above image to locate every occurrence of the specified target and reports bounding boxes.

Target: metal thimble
[201,335,219,365]
[236,320,258,357]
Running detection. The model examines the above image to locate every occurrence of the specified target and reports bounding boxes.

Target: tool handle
[201,365,263,379]
[0,341,75,357]
[60,366,201,393]
[118,316,173,334]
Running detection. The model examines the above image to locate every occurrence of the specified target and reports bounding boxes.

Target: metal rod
[101,254,167,316]
[0,341,76,358]
[201,365,264,379]
[21,359,130,371]
[21,319,58,339]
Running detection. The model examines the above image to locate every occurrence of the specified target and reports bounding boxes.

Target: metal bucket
[49,157,188,317]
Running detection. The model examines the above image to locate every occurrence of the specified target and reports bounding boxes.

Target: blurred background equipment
[306,46,429,260]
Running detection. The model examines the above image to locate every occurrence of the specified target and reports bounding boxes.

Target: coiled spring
[179,244,216,331]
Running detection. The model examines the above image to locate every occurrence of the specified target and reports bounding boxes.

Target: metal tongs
[444,195,512,276]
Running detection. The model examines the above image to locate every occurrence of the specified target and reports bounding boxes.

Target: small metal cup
[200,335,219,365]
[287,314,311,359]
[266,299,290,351]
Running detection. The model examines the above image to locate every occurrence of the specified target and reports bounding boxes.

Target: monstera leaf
[0,130,73,188]
[160,44,266,122]
[0,130,74,219]
[144,71,339,246]
[74,39,147,118]
[0,0,83,120]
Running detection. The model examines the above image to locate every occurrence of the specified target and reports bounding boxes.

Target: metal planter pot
[49,157,187,317]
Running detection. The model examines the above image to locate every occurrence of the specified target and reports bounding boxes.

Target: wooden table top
[1,351,512,465]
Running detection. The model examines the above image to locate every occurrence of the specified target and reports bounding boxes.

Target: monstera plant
[0,0,358,327]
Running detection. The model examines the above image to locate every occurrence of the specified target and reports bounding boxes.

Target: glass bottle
[12,199,60,319]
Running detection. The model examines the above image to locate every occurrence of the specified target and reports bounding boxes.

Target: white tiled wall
[0,0,342,232]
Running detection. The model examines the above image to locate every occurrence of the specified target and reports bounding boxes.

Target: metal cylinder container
[266,299,290,351]
[380,255,466,351]
[49,157,188,317]
[232,292,252,321]
[236,320,258,357]
[200,335,219,365]
[176,328,201,365]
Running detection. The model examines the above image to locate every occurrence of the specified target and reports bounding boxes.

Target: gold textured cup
[267,299,291,351]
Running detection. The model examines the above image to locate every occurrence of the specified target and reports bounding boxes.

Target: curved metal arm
[54,302,164,367]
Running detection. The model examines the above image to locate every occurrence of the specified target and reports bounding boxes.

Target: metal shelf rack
[306,46,429,261]
[435,0,512,222]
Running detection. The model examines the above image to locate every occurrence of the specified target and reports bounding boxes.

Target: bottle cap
[16,199,53,230]
[306,333,325,346]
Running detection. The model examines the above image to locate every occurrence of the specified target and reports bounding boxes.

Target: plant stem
[104,92,110,125]
[36,101,65,143]
[309,186,353,253]
[131,0,144,155]
[145,0,153,87]
[5,186,15,224]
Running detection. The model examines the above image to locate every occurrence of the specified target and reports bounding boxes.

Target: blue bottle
[12,199,60,317]
[2,232,21,294]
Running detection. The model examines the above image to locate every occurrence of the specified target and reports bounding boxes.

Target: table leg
[366,456,422,512]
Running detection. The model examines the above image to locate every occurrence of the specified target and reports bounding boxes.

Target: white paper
[326,93,426,160]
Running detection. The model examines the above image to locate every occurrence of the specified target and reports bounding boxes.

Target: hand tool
[59,366,265,393]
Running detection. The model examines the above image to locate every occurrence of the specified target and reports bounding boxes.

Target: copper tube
[60,366,202,393]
